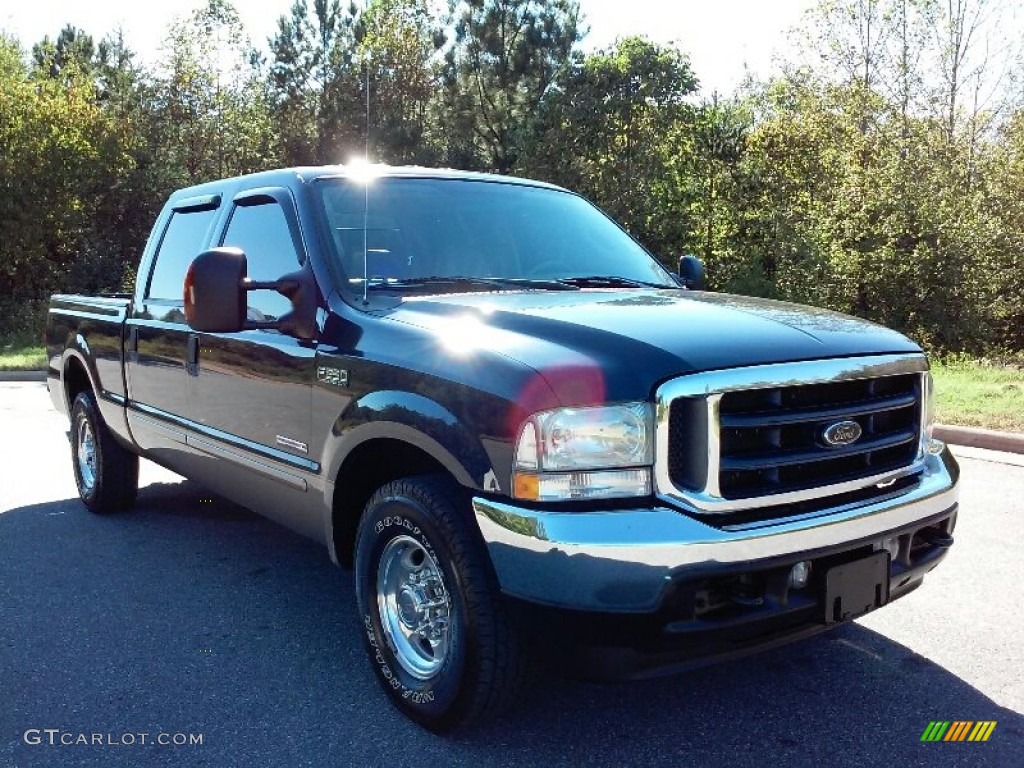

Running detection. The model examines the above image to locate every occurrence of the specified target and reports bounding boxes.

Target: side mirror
[184,248,247,333]
[184,247,319,340]
[677,254,707,291]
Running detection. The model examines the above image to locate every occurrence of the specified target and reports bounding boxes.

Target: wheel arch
[62,349,96,414]
[328,432,470,568]
[320,389,507,567]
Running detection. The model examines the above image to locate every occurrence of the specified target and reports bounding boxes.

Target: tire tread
[360,474,532,730]
[71,391,139,514]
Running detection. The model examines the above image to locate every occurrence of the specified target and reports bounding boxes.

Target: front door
[186,187,319,538]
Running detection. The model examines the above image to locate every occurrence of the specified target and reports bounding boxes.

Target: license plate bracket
[823,552,890,624]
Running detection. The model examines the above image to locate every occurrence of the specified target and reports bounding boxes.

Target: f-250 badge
[317,366,349,387]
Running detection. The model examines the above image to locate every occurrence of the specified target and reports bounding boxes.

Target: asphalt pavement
[1,382,1021,768]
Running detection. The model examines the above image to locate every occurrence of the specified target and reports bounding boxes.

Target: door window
[221,202,303,321]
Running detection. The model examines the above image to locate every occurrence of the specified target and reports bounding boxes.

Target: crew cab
[46,166,959,731]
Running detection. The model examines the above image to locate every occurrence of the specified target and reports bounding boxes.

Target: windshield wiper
[555,275,675,289]
[365,276,579,292]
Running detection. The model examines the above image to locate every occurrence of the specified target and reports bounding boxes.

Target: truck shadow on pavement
[2,478,1021,768]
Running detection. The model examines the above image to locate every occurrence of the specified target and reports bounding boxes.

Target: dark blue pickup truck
[46,166,959,731]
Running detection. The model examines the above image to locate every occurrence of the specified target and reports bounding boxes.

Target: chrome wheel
[376,535,452,680]
[76,417,97,493]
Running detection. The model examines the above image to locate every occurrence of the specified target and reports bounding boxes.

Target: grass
[931,359,1024,433]
[0,341,46,372]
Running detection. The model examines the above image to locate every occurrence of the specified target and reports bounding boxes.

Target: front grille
[715,373,921,499]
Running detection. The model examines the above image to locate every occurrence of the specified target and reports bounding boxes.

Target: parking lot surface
[1,382,1021,767]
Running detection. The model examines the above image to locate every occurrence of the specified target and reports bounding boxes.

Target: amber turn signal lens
[512,472,539,501]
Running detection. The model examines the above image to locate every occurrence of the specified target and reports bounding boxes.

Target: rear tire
[70,390,139,513]
[354,475,530,732]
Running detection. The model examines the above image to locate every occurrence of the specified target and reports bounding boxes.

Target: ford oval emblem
[822,420,862,447]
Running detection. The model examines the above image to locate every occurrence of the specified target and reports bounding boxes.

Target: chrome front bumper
[473,448,959,613]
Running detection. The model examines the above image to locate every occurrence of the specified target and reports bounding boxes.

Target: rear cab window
[146,199,220,302]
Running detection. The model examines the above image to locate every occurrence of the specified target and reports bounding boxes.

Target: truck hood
[386,289,922,404]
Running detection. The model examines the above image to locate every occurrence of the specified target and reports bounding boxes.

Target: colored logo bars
[921,721,997,742]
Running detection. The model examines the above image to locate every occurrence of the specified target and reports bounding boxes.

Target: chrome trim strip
[50,293,132,310]
[101,391,127,406]
[188,434,308,492]
[717,477,921,532]
[473,449,957,612]
[131,410,187,444]
[48,307,125,321]
[655,354,929,514]
[128,402,319,474]
[704,394,723,498]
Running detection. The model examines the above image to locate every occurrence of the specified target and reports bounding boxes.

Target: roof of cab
[168,165,567,202]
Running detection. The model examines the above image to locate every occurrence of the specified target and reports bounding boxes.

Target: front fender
[321,390,500,493]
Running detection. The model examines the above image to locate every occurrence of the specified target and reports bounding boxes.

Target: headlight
[512,403,653,501]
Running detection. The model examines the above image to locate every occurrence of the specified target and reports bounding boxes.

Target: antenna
[365,45,371,161]
[361,173,369,305]
[361,45,371,306]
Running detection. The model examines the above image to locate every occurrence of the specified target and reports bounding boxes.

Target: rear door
[126,196,219,461]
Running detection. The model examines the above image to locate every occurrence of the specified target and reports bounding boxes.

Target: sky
[0,0,816,95]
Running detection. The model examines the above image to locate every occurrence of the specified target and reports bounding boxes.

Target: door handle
[126,327,139,364]
[186,334,200,377]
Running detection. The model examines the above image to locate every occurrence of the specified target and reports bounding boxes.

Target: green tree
[974,111,1024,350]
[268,0,364,164]
[358,0,443,164]
[527,37,697,260]
[690,96,750,285]
[443,0,582,172]
[155,0,278,184]
[0,36,135,325]
[31,25,97,84]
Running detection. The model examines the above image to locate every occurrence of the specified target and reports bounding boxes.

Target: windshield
[314,177,677,293]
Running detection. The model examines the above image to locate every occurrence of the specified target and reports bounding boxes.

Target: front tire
[70,390,139,513]
[354,475,529,732]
